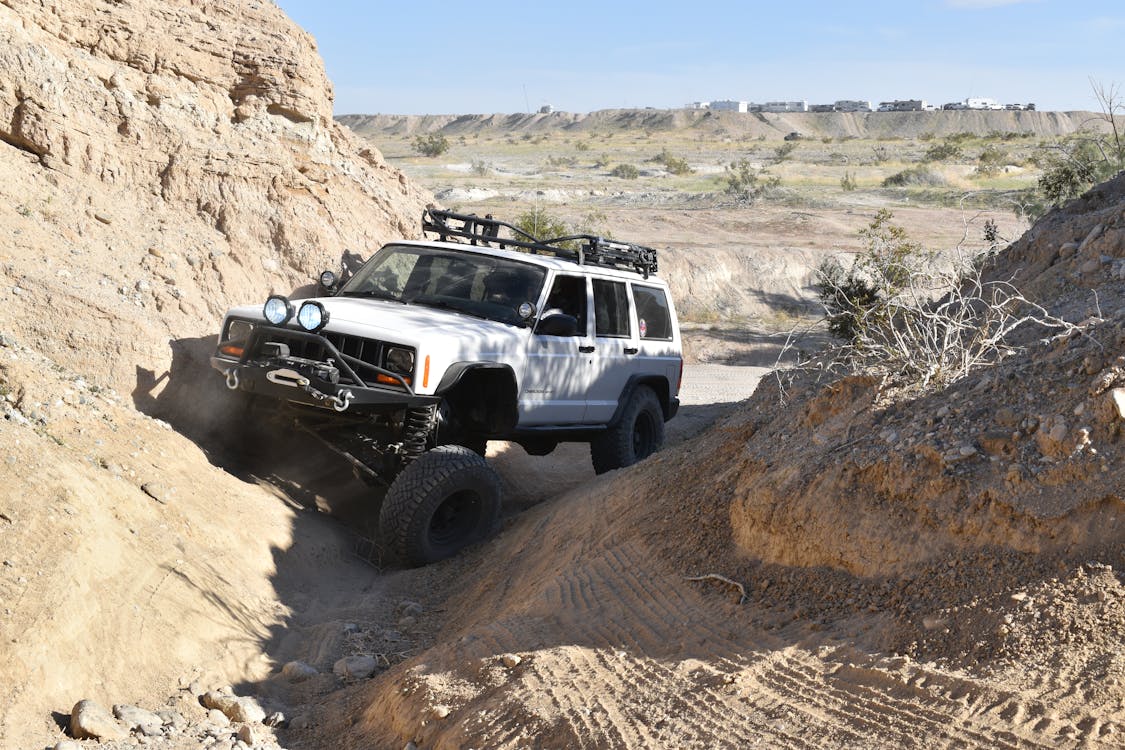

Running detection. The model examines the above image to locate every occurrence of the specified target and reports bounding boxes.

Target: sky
[273,0,1124,115]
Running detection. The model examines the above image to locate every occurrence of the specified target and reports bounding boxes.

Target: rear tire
[590,385,665,475]
[379,445,502,566]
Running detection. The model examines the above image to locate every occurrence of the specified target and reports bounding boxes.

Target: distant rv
[942,98,1035,111]
[877,99,928,112]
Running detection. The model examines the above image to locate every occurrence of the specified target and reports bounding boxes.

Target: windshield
[339,244,547,326]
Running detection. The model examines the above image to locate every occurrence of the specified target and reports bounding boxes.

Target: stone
[921,615,949,630]
[1048,421,1068,442]
[500,653,523,669]
[1112,389,1125,420]
[993,407,1019,429]
[281,660,318,682]
[288,714,310,731]
[432,705,451,719]
[978,431,1014,457]
[1078,223,1104,252]
[333,655,378,679]
[208,708,231,726]
[113,703,163,734]
[201,691,266,724]
[1079,258,1101,275]
[54,741,83,750]
[237,723,268,745]
[1059,242,1079,258]
[70,699,128,741]
[264,711,285,727]
[396,600,424,618]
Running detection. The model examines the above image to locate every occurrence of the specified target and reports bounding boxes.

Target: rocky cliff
[0,0,429,397]
[0,2,429,745]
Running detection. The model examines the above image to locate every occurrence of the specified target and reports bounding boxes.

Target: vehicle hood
[225,296,528,351]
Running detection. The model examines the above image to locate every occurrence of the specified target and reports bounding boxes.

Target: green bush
[648,149,694,175]
[840,170,857,192]
[923,141,962,162]
[513,207,572,243]
[975,144,1009,177]
[412,133,450,157]
[814,209,922,341]
[611,163,639,179]
[723,159,780,204]
[882,166,946,187]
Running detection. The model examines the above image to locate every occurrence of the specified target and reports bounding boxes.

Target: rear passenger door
[584,278,640,422]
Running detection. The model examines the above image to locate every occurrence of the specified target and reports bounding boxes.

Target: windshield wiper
[341,289,406,304]
[408,296,498,322]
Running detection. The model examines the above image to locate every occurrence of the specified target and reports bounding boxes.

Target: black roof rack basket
[421,206,659,278]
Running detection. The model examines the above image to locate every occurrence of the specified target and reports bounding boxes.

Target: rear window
[632,285,673,341]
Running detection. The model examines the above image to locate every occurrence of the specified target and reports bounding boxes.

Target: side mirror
[537,313,579,337]
[318,270,339,297]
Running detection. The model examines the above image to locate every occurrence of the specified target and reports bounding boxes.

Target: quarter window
[592,279,631,338]
[632,285,673,340]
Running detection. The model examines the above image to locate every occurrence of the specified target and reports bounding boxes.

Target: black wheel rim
[632,411,656,459]
[428,490,482,549]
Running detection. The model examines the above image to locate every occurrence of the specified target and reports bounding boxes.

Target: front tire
[590,385,665,475]
[379,445,502,566]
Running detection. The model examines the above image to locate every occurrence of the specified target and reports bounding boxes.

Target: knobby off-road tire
[590,385,665,475]
[379,445,502,566]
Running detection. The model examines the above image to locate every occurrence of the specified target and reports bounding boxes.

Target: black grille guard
[235,325,412,393]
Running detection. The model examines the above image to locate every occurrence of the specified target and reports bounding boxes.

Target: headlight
[225,319,254,342]
[385,347,415,376]
[296,301,329,332]
[219,319,255,358]
[263,295,293,325]
[319,270,338,289]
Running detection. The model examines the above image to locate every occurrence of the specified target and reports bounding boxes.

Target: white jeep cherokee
[211,209,682,565]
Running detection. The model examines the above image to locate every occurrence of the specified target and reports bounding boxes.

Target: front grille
[257,328,388,384]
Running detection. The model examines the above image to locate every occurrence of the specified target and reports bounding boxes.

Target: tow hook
[225,368,240,390]
[332,390,354,412]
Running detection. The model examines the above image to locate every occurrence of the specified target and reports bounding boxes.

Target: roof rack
[421,207,659,278]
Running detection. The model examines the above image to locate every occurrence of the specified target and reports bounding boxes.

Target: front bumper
[212,326,438,413]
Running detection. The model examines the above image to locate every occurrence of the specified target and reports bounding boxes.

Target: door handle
[579,345,595,353]
[623,346,639,355]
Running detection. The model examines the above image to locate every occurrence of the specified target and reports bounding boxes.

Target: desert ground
[1,2,1123,749]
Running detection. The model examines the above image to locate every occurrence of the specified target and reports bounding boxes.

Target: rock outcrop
[0,0,429,398]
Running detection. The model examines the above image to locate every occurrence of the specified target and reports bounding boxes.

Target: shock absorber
[401,404,436,463]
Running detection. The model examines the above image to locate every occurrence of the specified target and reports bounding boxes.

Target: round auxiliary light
[263,295,293,325]
[517,302,536,321]
[319,270,338,289]
[297,301,329,332]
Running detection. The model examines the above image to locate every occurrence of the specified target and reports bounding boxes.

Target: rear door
[584,277,639,423]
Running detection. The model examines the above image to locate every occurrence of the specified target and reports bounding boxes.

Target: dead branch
[685,574,748,604]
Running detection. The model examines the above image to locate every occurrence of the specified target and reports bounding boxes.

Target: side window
[632,285,673,340]
[540,275,587,336]
[592,279,631,338]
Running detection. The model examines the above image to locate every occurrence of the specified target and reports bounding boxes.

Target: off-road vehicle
[211,209,682,565]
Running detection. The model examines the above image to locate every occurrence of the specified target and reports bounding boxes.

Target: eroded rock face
[0,0,429,398]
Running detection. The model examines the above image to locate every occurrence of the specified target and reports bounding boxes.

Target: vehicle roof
[389,239,669,284]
